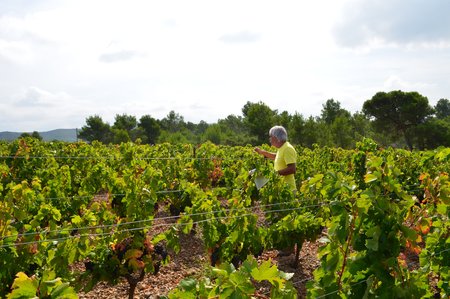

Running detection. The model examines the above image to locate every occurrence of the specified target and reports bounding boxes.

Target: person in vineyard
[254,125,297,192]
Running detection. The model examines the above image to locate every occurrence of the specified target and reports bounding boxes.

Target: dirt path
[78,203,320,299]
[78,235,319,298]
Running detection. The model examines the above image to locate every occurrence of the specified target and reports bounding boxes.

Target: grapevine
[0,138,448,298]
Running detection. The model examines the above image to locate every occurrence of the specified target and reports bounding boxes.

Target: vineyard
[0,138,449,298]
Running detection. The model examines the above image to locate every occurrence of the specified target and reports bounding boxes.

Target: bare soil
[78,203,321,299]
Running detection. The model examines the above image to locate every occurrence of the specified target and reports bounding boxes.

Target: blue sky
[1,0,450,131]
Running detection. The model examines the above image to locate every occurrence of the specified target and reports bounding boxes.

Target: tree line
[77,90,450,150]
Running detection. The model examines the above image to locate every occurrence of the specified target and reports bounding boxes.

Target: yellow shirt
[274,141,297,191]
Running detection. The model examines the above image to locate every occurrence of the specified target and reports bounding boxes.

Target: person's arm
[277,163,296,176]
[254,147,276,160]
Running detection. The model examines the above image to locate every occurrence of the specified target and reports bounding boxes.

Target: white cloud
[14,86,62,107]
[219,31,261,44]
[0,0,449,132]
[0,39,34,64]
[99,50,145,63]
[0,86,89,130]
[333,0,450,49]
[383,75,435,92]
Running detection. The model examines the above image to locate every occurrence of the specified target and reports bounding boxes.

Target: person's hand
[254,147,261,154]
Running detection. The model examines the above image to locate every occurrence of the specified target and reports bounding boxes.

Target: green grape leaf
[364,173,378,183]
[7,272,38,299]
[251,260,280,284]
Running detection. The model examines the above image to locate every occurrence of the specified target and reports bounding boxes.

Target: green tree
[20,131,42,141]
[112,128,130,144]
[301,116,321,148]
[139,115,161,144]
[416,117,450,149]
[242,101,276,145]
[275,110,292,129]
[202,124,223,144]
[195,120,210,135]
[113,114,137,131]
[435,98,450,119]
[350,112,372,141]
[78,115,112,143]
[218,115,246,134]
[31,131,43,140]
[331,115,354,148]
[158,130,190,144]
[321,99,350,124]
[289,112,306,145]
[315,120,333,147]
[362,90,434,150]
[217,115,254,145]
[112,114,138,143]
[160,111,185,133]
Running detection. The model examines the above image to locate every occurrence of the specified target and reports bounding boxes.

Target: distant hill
[0,129,78,142]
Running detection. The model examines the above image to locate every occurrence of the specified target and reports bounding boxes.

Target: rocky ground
[78,235,320,299]
[77,203,321,299]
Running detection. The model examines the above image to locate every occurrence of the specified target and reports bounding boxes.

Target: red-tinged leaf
[397,253,407,268]
[419,173,428,181]
[419,218,432,235]
[128,258,145,270]
[124,249,143,260]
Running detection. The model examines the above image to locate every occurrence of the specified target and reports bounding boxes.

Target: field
[0,139,449,298]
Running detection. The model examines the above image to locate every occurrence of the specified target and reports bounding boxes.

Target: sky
[1,0,450,132]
